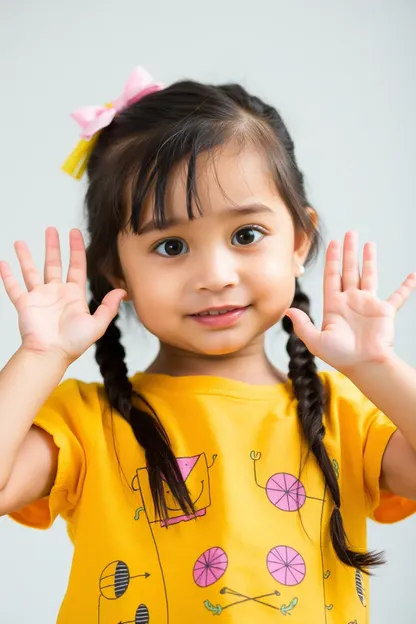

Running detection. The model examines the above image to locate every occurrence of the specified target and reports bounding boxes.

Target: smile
[195,307,242,317]
[189,305,250,328]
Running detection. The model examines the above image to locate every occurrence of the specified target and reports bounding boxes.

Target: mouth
[188,305,250,328]
[190,305,249,317]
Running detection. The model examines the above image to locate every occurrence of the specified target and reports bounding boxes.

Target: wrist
[18,344,72,373]
[340,353,401,385]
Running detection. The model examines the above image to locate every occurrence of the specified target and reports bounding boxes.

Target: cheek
[128,268,178,324]
[248,248,296,312]
[250,245,294,289]
[259,253,292,280]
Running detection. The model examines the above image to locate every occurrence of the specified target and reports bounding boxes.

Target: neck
[146,339,286,386]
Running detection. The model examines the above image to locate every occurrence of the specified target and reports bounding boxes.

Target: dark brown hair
[85,78,382,571]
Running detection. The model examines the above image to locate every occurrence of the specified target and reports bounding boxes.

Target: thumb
[285,308,321,354]
[91,288,127,335]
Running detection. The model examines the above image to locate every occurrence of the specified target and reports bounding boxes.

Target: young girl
[1,66,416,624]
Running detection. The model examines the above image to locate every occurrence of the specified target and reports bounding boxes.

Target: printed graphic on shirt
[267,545,306,585]
[118,604,150,624]
[204,588,298,616]
[131,452,217,526]
[198,543,304,616]
[193,547,229,587]
[97,560,150,623]
[355,569,366,607]
[250,450,325,510]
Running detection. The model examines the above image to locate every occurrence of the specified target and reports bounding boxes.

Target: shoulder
[34,377,111,447]
[318,369,375,411]
[318,370,383,444]
[45,376,101,397]
[45,377,108,414]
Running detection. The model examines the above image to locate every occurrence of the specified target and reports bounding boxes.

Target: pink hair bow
[72,66,164,140]
[62,66,164,179]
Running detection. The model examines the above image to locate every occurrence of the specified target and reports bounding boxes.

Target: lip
[188,305,250,328]
[192,305,247,315]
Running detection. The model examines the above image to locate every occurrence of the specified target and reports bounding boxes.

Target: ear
[105,273,132,302]
[293,207,318,277]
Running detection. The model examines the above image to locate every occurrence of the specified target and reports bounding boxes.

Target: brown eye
[232,227,265,246]
[154,238,188,256]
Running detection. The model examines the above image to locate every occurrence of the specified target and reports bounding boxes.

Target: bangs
[127,123,236,235]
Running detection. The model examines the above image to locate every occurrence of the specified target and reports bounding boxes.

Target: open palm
[287,232,416,372]
[0,228,126,363]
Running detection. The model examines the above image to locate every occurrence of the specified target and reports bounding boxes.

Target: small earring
[299,265,305,277]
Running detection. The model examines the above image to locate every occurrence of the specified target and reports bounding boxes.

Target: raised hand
[286,231,416,373]
[0,228,126,364]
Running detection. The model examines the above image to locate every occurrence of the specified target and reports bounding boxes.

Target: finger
[14,240,42,291]
[387,272,416,312]
[44,228,62,283]
[91,289,126,336]
[342,231,360,291]
[66,229,87,289]
[360,242,378,294]
[0,261,24,305]
[324,240,342,302]
[285,308,321,354]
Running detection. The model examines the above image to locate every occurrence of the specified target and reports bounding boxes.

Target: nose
[193,247,239,292]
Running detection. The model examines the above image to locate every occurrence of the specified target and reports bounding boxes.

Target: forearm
[346,354,416,450]
[0,347,68,490]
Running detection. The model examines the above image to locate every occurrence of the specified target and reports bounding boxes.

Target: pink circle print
[266,472,306,511]
[193,547,228,588]
[267,546,306,586]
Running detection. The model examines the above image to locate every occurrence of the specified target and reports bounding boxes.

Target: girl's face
[117,142,311,357]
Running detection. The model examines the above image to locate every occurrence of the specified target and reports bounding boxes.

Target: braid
[89,275,194,521]
[282,280,383,572]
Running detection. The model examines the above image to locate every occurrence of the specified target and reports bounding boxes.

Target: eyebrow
[137,203,275,235]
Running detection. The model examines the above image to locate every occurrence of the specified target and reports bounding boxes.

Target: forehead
[140,142,284,224]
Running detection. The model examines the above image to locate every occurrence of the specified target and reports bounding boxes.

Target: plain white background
[0,0,415,622]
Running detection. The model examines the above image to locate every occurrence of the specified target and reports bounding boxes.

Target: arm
[0,426,59,515]
[0,348,67,513]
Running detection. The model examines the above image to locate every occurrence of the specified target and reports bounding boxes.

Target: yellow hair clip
[61,134,100,180]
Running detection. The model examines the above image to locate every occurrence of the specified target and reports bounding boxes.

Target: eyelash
[151,225,268,257]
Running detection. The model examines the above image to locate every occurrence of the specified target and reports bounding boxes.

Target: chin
[180,337,256,357]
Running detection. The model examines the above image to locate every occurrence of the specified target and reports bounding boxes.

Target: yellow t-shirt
[10,371,416,624]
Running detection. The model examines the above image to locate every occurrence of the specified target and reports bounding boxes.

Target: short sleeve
[363,409,416,523]
[9,378,103,530]
[323,372,416,523]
